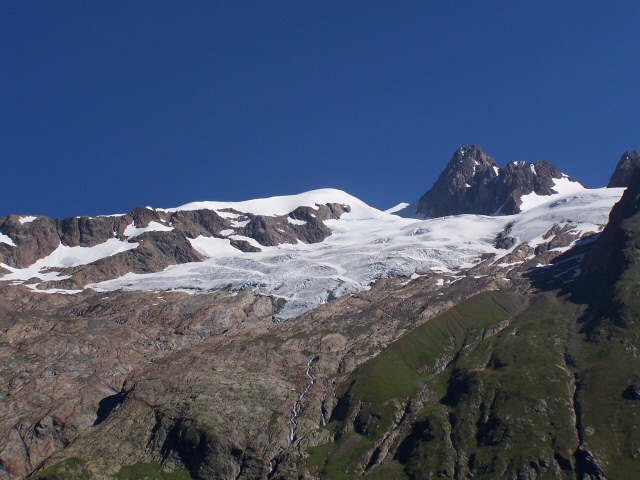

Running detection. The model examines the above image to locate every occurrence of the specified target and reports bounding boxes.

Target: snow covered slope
[518,175,586,212]
[0,186,625,319]
[161,188,381,219]
[82,187,623,320]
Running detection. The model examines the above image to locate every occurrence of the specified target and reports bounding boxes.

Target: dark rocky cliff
[607,150,640,188]
[417,146,580,217]
[416,145,500,217]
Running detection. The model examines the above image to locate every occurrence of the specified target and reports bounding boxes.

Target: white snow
[231,219,251,228]
[1,238,139,282]
[124,221,174,238]
[228,234,263,249]
[88,200,507,319]
[493,166,500,176]
[188,236,244,258]
[508,187,622,247]
[287,217,307,226]
[519,176,586,212]
[87,186,622,320]
[19,216,37,224]
[0,233,16,247]
[2,187,624,318]
[384,202,410,214]
[158,189,381,219]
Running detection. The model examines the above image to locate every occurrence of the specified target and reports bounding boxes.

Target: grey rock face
[494,159,566,214]
[416,145,500,218]
[416,146,578,217]
[607,150,640,188]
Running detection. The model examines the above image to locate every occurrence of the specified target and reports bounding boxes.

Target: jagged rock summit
[607,150,640,187]
[416,145,584,217]
[416,145,500,217]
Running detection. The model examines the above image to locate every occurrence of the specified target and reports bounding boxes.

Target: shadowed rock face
[580,169,640,337]
[582,169,640,284]
[494,159,566,214]
[416,146,578,217]
[607,150,640,187]
[416,145,500,218]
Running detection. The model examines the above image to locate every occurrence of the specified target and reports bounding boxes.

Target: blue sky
[2,1,639,218]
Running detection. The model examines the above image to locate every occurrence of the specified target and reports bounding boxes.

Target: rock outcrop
[493,159,569,214]
[416,145,581,217]
[416,145,500,217]
[607,150,640,187]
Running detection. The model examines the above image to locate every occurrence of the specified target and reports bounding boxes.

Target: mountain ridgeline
[416,145,587,218]
[1,146,639,480]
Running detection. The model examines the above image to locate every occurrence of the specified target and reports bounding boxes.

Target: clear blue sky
[2,1,639,218]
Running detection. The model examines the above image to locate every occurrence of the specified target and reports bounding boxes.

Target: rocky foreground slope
[1,148,639,479]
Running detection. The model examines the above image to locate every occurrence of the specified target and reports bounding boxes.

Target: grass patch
[345,290,525,409]
[256,333,285,344]
[31,458,91,479]
[115,462,193,480]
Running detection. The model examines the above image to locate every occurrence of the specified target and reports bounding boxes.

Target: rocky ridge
[607,150,640,188]
[416,145,584,217]
[0,199,350,291]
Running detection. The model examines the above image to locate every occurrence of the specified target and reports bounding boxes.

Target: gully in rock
[289,356,319,443]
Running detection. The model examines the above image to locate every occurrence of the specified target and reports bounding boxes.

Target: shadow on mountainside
[526,168,640,339]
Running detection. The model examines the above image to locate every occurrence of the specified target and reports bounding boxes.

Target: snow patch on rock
[124,221,174,238]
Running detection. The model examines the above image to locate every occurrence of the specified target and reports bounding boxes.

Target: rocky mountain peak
[493,159,568,214]
[416,145,499,218]
[452,144,497,166]
[607,150,640,187]
[442,145,498,181]
[417,147,581,218]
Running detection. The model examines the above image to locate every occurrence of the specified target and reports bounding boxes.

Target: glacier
[78,187,624,320]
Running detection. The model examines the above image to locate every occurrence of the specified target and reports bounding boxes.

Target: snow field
[0,187,625,319]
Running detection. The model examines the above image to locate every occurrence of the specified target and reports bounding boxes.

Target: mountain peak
[607,150,640,188]
[453,144,497,163]
[416,146,499,217]
[417,147,582,217]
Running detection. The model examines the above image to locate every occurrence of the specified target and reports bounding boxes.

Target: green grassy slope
[307,285,639,479]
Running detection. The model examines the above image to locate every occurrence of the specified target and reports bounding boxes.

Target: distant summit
[492,159,580,214]
[607,150,640,188]
[417,145,584,217]
[416,145,499,217]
